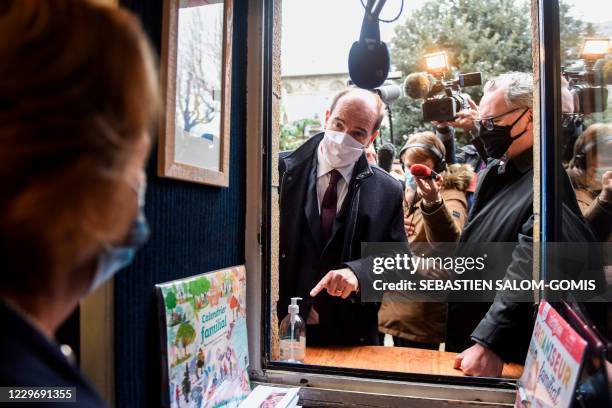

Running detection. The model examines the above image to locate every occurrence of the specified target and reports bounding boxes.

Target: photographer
[435,96,487,173]
[404,66,487,173]
[378,131,473,349]
[432,97,484,210]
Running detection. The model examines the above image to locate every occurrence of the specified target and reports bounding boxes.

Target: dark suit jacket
[278,133,407,346]
[0,301,106,407]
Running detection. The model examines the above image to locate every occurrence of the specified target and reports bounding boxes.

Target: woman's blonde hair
[0,0,160,291]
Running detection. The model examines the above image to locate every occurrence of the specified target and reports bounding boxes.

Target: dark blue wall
[115,1,247,406]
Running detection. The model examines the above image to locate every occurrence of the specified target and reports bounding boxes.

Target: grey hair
[484,72,533,109]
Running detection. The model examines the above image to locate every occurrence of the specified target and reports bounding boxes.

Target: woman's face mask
[89,175,150,292]
[404,170,418,191]
[478,107,530,159]
[320,129,365,168]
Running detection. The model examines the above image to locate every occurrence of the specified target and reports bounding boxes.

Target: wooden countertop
[305,346,523,379]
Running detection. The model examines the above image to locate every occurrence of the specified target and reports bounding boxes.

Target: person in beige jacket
[566,123,612,242]
[379,131,474,349]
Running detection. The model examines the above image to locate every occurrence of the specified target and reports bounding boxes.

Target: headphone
[573,140,597,171]
[401,143,447,173]
[573,151,587,170]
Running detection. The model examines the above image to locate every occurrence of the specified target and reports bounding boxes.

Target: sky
[568,0,612,24]
[281,0,611,77]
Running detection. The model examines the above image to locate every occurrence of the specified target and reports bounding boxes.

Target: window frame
[244,0,565,404]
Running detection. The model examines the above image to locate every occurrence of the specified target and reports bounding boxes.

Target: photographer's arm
[434,125,456,164]
[447,96,479,132]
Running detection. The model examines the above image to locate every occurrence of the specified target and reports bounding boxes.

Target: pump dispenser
[279,297,306,363]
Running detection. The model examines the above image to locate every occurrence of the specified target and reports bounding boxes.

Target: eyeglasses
[476,107,528,131]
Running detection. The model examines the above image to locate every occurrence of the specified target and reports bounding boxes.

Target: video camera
[563,69,608,114]
[404,52,482,122]
[562,38,610,115]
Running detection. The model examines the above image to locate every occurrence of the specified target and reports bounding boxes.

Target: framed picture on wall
[159,0,233,187]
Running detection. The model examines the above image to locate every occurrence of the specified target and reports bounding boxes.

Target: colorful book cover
[238,386,300,408]
[515,301,587,408]
[156,265,250,408]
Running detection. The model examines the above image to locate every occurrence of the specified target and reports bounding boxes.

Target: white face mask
[320,129,365,168]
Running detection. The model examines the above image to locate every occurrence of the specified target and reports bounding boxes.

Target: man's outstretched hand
[454,343,503,377]
[310,268,359,299]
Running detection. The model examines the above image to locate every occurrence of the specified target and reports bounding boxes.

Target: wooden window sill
[305,346,523,379]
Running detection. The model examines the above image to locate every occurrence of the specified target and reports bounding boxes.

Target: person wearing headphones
[567,123,612,242]
[378,131,473,349]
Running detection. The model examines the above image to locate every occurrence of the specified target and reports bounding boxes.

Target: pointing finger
[310,273,331,297]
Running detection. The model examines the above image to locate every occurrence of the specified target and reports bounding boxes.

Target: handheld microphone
[377,143,396,172]
[403,72,433,99]
[348,0,390,89]
[409,163,439,180]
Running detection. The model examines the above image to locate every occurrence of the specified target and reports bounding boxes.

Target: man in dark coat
[278,88,407,346]
[449,72,601,376]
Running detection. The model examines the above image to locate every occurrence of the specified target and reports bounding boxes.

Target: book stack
[239,386,300,408]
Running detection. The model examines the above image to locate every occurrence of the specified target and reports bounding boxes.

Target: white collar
[316,143,355,183]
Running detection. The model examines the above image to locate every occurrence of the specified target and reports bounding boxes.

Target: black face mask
[478,108,530,159]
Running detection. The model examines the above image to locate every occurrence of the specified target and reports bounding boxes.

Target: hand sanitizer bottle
[279,297,306,363]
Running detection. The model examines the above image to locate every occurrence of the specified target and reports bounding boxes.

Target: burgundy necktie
[320,169,342,244]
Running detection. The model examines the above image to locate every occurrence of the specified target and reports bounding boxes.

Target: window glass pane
[555,0,612,338]
[268,0,579,382]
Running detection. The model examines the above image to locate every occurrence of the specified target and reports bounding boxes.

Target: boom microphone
[403,72,432,100]
[377,143,396,172]
[348,0,390,89]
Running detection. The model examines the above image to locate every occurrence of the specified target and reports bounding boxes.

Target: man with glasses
[447,72,596,377]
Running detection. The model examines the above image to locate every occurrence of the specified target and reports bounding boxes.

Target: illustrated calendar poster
[157,265,250,408]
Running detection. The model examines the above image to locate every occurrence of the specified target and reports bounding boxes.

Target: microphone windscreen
[377,143,396,172]
[404,72,432,100]
[348,41,390,89]
[376,85,401,105]
[409,163,436,179]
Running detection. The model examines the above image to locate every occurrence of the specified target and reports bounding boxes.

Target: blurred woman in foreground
[0,1,159,405]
